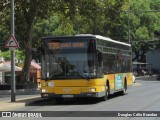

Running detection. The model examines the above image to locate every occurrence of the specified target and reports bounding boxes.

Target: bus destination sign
[48,42,87,49]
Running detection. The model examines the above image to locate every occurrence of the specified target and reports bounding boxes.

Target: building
[30,61,41,88]
[146,51,160,71]
[18,61,41,88]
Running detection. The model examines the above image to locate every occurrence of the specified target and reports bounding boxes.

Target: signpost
[5,34,19,102]
[4,0,19,102]
[5,34,19,48]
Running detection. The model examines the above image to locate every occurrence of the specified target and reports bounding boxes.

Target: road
[2,78,160,120]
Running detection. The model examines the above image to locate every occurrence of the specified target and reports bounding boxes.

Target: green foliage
[0,0,10,51]
[0,50,24,61]
[135,27,149,40]
[16,50,25,61]
[1,0,160,46]
[0,50,10,61]
[129,0,160,42]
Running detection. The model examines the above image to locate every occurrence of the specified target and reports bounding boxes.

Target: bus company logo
[63,88,72,93]
[2,112,11,117]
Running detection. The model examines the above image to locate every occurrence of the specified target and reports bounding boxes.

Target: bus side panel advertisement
[115,74,123,90]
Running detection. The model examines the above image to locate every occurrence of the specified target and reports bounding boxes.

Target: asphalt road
[1,78,160,120]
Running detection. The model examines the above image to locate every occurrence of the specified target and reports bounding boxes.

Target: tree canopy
[0,0,160,81]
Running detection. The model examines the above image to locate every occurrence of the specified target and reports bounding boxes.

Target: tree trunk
[21,18,35,82]
[22,41,32,82]
[132,51,140,62]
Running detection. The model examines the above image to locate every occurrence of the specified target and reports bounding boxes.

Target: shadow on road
[26,92,126,106]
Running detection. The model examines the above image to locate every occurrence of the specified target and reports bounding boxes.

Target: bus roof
[41,34,94,40]
[95,35,131,47]
[75,34,131,46]
[42,34,131,47]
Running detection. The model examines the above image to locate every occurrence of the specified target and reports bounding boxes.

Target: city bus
[40,34,133,101]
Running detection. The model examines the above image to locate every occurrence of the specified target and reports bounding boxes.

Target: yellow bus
[40,34,133,101]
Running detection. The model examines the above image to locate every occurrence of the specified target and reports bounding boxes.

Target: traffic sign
[5,34,19,48]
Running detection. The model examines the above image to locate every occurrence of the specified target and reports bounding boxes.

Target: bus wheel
[120,81,127,95]
[101,86,109,101]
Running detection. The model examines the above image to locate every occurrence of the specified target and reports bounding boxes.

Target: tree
[132,40,160,63]
[1,0,160,82]
[154,30,160,39]
[0,0,10,51]
[33,0,127,45]
[125,0,160,63]
[13,0,58,81]
[0,50,24,61]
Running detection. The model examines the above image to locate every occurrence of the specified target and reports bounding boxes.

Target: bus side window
[97,50,103,67]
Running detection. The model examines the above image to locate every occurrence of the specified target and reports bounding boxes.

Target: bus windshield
[41,39,96,80]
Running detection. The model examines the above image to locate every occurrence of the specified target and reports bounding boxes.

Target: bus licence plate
[62,95,74,98]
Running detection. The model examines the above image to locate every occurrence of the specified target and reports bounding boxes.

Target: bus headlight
[42,89,48,93]
[88,88,96,92]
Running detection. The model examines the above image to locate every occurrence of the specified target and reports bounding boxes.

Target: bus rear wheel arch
[120,78,127,95]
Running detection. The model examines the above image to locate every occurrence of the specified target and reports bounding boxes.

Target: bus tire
[101,84,109,101]
[120,80,127,95]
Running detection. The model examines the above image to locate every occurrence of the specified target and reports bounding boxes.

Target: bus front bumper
[41,92,105,98]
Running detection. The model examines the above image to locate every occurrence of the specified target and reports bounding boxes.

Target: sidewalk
[136,75,157,81]
[0,88,40,95]
[0,95,42,111]
[0,89,45,111]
